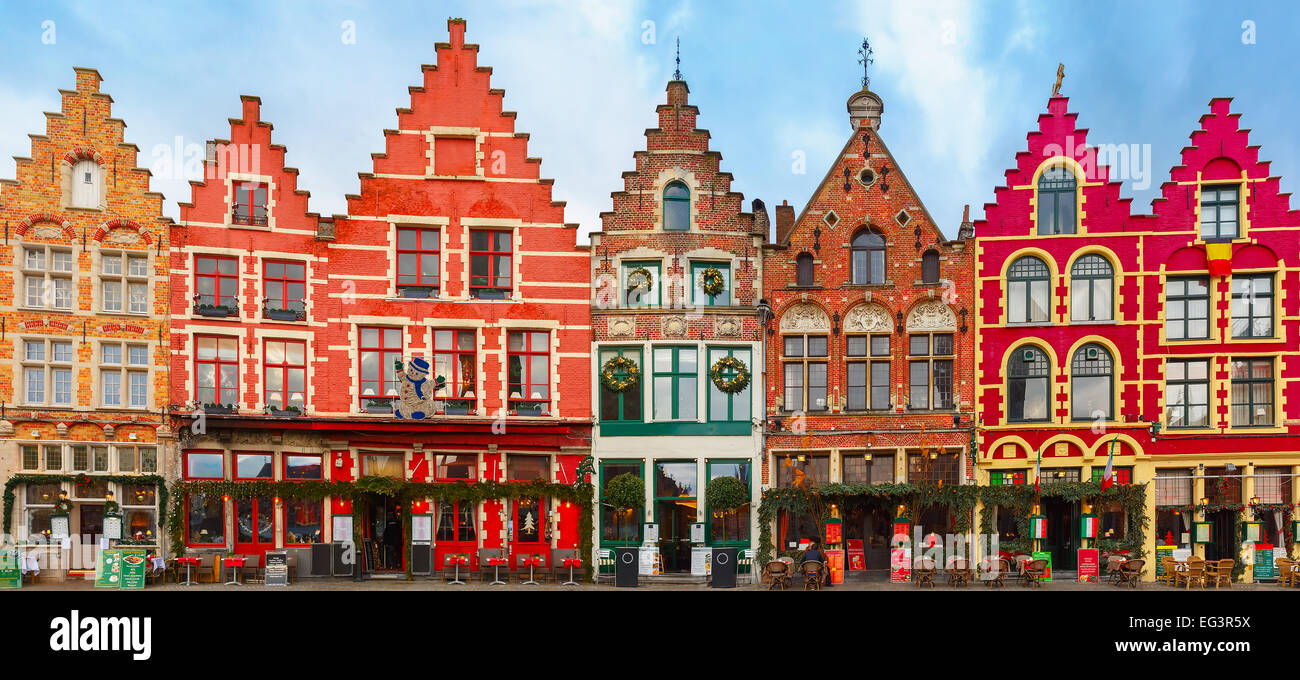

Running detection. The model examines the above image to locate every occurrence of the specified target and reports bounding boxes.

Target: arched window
[850,229,885,285]
[663,182,690,231]
[1037,162,1077,235]
[1070,343,1113,420]
[795,252,814,287]
[1070,254,1113,322]
[71,159,100,209]
[1007,345,1051,422]
[921,249,940,284]
[1007,256,1051,323]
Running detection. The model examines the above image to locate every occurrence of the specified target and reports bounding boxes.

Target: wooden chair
[913,557,937,588]
[946,558,972,587]
[1117,559,1145,588]
[477,548,505,584]
[1175,559,1205,589]
[1205,559,1233,588]
[285,552,298,584]
[241,553,262,584]
[1103,556,1126,584]
[983,558,1011,588]
[1021,559,1049,587]
[550,548,578,584]
[199,554,219,583]
[1157,557,1176,586]
[762,560,791,590]
[801,560,825,590]
[515,553,549,583]
[1276,558,1297,587]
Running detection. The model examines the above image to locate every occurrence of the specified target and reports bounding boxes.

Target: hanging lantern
[1241,521,1262,543]
[1029,514,1048,540]
[1080,513,1098,539]
[1192,521,1213,544]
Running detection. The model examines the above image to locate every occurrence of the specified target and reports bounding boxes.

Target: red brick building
[973,91,1300,580]
[0,68,172,578]
[762,82,975,571]
[169,19,592,579]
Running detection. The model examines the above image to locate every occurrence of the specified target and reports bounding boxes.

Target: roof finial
[858,37,874,90]
[1052,63,1065,96]
[674,36,682,81]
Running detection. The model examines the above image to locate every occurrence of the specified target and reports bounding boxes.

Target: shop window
[841,452,894,484]
[908,333,954,410]
[777,509,820,549]
[263,260,307,318]
[1230,274,1273,338]
[782,334,827,412]
[22,245,74,311]
[395,227,440,297]
[1069,255,1113,322]
[921,249,940,284]
[600,347,644,422]
[122,484,156,506]
[1007,256,1050,323]
[124,509,156,543]
[1230,357,1274,427]
[654,461,698,498]
[1204,467,1241,504]
[435,500,477,543]
[28,508,54,538]
[194,336,238,407]
[990,470,1026,486]
[1070,343,1113,421]
[1007,345,1050,422]
[1040,468,1081,484]
[187,494,226,546]
[707,461,750,545]
[21,338,73,406]
[433,329,477,413]
[264,339,307,411]
[284,454,323,480]
[1199,185,1239,239]
[71,159,100,208]
[194,255,239,310]
[285,500,323,545]
[795,253,814,287]
[1154,469,1193,506]
[184,452,224,480]
[994,506,1021,543]
[232,181,268,226]
[507,331,550,415]
[663,182,690,231]
[514,497,548,544]
[908,452,960,485]
[27,483,62,505]
[1165,277,1209,340]
[469,229,512,299]
[850,229,885,285]
[691,262,731,306]
[600,460,643,545]
[117,445,156,473]
[1036,162,1077,235]
[359,327,402,409]
[707,347,751,422]
[1090,466,1132,485]
[622,261,660,307]
[236,452,273,479]
[1165,359,1210,428]
[1255,466,1293,504]
[846,334,890,411]
[362,453,404,480]
[775,453,829,489]
[435,454,477,481]
[100,252,149,315]
[508,455,549,482]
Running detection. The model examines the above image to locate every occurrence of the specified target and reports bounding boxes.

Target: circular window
[857,167,876,188]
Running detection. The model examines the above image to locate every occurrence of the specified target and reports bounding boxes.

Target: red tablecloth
[521,557,541,567]
[447,555,468,566]
[176,557,201,567]
[222,557,245,568]
[486,557,507,566]
[562,558,582,568]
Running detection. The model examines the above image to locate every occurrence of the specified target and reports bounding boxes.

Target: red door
[511,497,549,569]
[235,496,275,557]
[434,499,478,570]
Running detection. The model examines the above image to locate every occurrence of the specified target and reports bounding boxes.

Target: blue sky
[1,1,1296,241]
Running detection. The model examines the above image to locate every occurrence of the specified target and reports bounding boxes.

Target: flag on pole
[1100,436,1118,490]
[1033,444,1043,493]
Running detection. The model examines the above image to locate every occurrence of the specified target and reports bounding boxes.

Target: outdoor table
[176,556,201,586]
[486,557,508,585]
[446,555,468,585]
[20,552,40,576]
[222,556,246,586]
[521,556,542,585]
[561,557,583,586]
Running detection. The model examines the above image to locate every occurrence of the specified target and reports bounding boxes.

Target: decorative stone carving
[104,228,140,246]
[0,420,12,437]
[56,423,69,438]
[714,316,742,338]
[842,303,892,333]
[32,225,64,240]
[608,316,636,338]
[102,424,115,440]
[905,299,958,331]
[662,316,688,338]
[780,302,830,332]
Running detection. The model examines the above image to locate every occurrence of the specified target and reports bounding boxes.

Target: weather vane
[858,37,874,90]
[1052,63,1065,96]
[674,37,682,81]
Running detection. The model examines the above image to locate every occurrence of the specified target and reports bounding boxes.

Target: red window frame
[435,499,477,543]
[194,335,239,406]
[359,327,403,404]
[283,498,323,547]
[185,495,227,548]
[183,450,226,480]
[434,453,478,482]
[195,255,239,308]
[283,453,324,481]
[507,331,550,412]
[263,260,306,315]
[432,329,477,411]
[397,227,440,289]
[232,181,268,225]
[469,229,512,298]
[263,338,307,411]
[233,450,274,481]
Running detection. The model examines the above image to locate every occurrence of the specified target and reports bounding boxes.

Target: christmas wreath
[625,267,654,296]
[710,355,751,394]
[699,267,726,297]
[600,356,640,393]
[54,496,73,515]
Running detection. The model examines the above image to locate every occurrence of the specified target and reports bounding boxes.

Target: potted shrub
[397,285,435,299]
[201,403,236,415]
[605,472,645,516]
[196,303,236,318]
[267,404,302,417]
[705,476,748,543]
[264,304,301,321]
[365,398,394,414]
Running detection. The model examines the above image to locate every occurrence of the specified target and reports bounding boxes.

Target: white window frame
[99,341,150,409]
[20,337,75,407]
[100,249,150,315]
[21,244,74,311]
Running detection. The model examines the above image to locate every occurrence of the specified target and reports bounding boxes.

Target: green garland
[167,476,597,581]
[3,474,167,538]
[699,267,725,297]
[600,356,640,393]
[709,355,750,394]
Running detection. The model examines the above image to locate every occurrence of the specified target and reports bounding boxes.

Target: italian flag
[1030,515,1048,539]
[1100,436,1118,490]
[1033,444,1043,493]
[1081,515,1098,538]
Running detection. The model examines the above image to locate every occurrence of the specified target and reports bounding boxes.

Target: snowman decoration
[394,357,439,420]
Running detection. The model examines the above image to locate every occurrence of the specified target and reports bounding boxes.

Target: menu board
[846,539,865,571]
[638,548,660,575]
[332,514,353,543]
[1253,546,1273,579]
[1031,551,1053,582]
[51,515,70,539]
[642,523,659,544]
[119,549,147,590]
[825,549,845,584]
[690,523,705,544]
[890,520,911,583]
[824,520,842,545]
[264,551,289,586]
[1154,545,1175,578]
[411,515,432,543]
[0,550,20,589]
[102,515,123,541]
[1077,548,1099,583]
[94,549,123,588]
[690,546,712,576]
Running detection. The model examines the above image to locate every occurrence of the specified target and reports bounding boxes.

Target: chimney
[958,204,974,240]
[240,94,261,123]
[751,198,770,238]
[775,200,796,244]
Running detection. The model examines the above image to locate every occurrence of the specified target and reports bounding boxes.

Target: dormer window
[1199,185,1239,239]
[232,182,268,226]
[71,160,100,209]
[663,182,690,231]
[1036,163,1077,235]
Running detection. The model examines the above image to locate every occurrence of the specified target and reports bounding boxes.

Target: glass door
[653,460,698,573]
[235,496,275,557]
[511,497,549,569]
[1043,498,1079,570]
[434,499,477,570]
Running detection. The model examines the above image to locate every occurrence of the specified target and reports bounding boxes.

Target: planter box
[365,401,394,414]
[443,407,472,416]
[397,286,436,299]
[201,405,236,415]
[196,306,237,318]
[268,408,302,417]
[265,309,302,321]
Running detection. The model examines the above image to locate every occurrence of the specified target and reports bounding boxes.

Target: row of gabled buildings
[2,19,1296,583]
